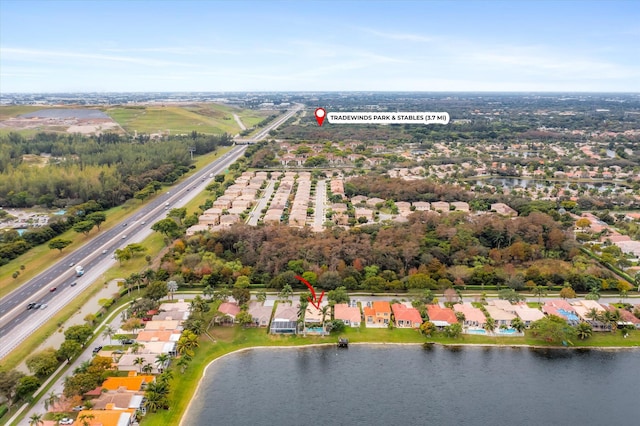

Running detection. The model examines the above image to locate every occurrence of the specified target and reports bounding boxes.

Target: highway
[0,105,302,360]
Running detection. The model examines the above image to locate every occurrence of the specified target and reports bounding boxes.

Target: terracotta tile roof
[334,304,361,323]
[102,375,154,391]
[76,409,134,426]
[391,303,422,325]
[426,305,457,325]
[372,301,391,313]
[218,302,241,317]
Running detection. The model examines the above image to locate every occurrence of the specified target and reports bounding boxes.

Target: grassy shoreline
[143,326,639,426]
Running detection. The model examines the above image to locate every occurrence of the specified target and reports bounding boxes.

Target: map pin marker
[314,108,326,126]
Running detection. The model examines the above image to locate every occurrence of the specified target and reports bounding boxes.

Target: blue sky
[1,0,639,92]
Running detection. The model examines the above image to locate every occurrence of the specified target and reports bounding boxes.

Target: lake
[182,344,639,426]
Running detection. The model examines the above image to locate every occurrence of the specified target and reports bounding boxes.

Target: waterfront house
[511,303,545,327]
[485,305,516,328]
[391,303,423,328]
[218,302,241,322]
[363,301,391,328]
[76,409,135,426]
[248,301,273,327]
[102,374,155,392]
[426,304,458,328]
[270,303,299,334]
[453,303,487,328]
[334,303,361,327]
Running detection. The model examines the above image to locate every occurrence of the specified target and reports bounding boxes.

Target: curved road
[0,104,302,360]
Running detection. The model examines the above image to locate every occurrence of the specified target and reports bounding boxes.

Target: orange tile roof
[75,409,135,426]
[363,306,375,317]
[391,304,422,324]
[102,375,154,391]
[426,305,457,324]
[372,301,391,313]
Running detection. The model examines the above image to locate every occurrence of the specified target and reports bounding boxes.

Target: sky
[1,0,639,93]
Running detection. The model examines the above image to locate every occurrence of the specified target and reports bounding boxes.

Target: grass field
[0,105,45,120]
[104,104,262,135]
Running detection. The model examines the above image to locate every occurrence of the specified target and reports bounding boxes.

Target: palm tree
[167,280,178,300]
[74,360,92,374]
[576,322,593,340]
[177,330,199,357]
[102,325,115,344]
[29,413,44,426]
[585,308,602,322]
[604,309,621,333]
[155,353,171,373]
[44,391,59,411]
[159,369,174,384]
[320,305,330,331]
[532,286,547,304]
[52,413,67,426]
[142,268,156,287]
[142,363,154,374]
[129,272,143,293]
[134,356,146,373]
[79,414,95,426]
[483,316,495,333]
[130,342,145,354]
[176,357,189,374]
[511,316,526,333]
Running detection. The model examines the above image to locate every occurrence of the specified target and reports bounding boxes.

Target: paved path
[247,180,275,226]
[313,179,326,231]
[233,114,247,131]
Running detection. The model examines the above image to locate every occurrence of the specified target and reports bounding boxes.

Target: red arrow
[295,275,325,310]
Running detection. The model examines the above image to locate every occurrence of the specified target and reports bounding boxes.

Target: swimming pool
[496,328,517,335]
[466,329,486,335]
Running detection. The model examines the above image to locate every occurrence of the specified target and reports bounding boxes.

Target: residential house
[248,301,273,327]
[426,305,458,328]
[75,409,135,426]
[102,374,155,392]
[391,303,423,328]
[451,201,470,212]
[431,201,450,212]
[490,203,518,217]
[453,303,487,328]
[334,303,361,327]
[511,303,545,327]
[363,301,391,328]
[217,302,241,323]
[485,305,516,328]
[270,303,299,334]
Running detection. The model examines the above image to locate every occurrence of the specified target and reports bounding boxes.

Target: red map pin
[314,108,326,126]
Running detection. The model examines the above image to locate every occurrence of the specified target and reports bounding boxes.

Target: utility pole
[188,146,196,160]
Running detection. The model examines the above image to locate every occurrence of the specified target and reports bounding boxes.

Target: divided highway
[0,104,302,360]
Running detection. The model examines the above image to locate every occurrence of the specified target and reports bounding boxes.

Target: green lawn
[105,104,254,135]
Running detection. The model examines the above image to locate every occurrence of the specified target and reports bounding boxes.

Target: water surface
[184,345,639,426]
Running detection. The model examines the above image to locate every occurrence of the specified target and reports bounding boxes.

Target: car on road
[123,222,127,227]
[102,249,108,254]
[69,262,74,267]
[122,234,127,239]
[141,221,146,225]
[60,419,73,425]
[121,339,135,345]
[49,287,57,292]
[26,302,36,310]
[40,303,48,309]
[72,405,84,411]
[92,346,103,354]
[33,303,41,309]
[70,281,77,286]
